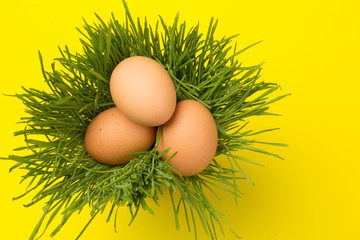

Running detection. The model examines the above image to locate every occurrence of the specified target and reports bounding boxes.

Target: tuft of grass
[4,0,288,239]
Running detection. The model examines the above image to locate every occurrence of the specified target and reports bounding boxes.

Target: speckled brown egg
[157,99,218,176]
[84,107,156,165]
[110,56,177,127]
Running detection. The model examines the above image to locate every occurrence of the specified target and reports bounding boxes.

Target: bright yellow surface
[1,0,359,239]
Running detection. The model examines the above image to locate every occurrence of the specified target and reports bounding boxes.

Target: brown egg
[157,100,218,176]
[110,56,177,127]
[84,107,156,165]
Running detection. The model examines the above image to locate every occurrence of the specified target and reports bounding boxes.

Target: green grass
[4,0,288,239]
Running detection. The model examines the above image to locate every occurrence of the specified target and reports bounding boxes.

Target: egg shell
[84,107,156,165]
[157,99,218,176]
[110,56,177,127]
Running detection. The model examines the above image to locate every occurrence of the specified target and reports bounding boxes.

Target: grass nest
[5,1,287,239]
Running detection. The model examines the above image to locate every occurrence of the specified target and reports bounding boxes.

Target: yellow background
[1,0,359,239]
